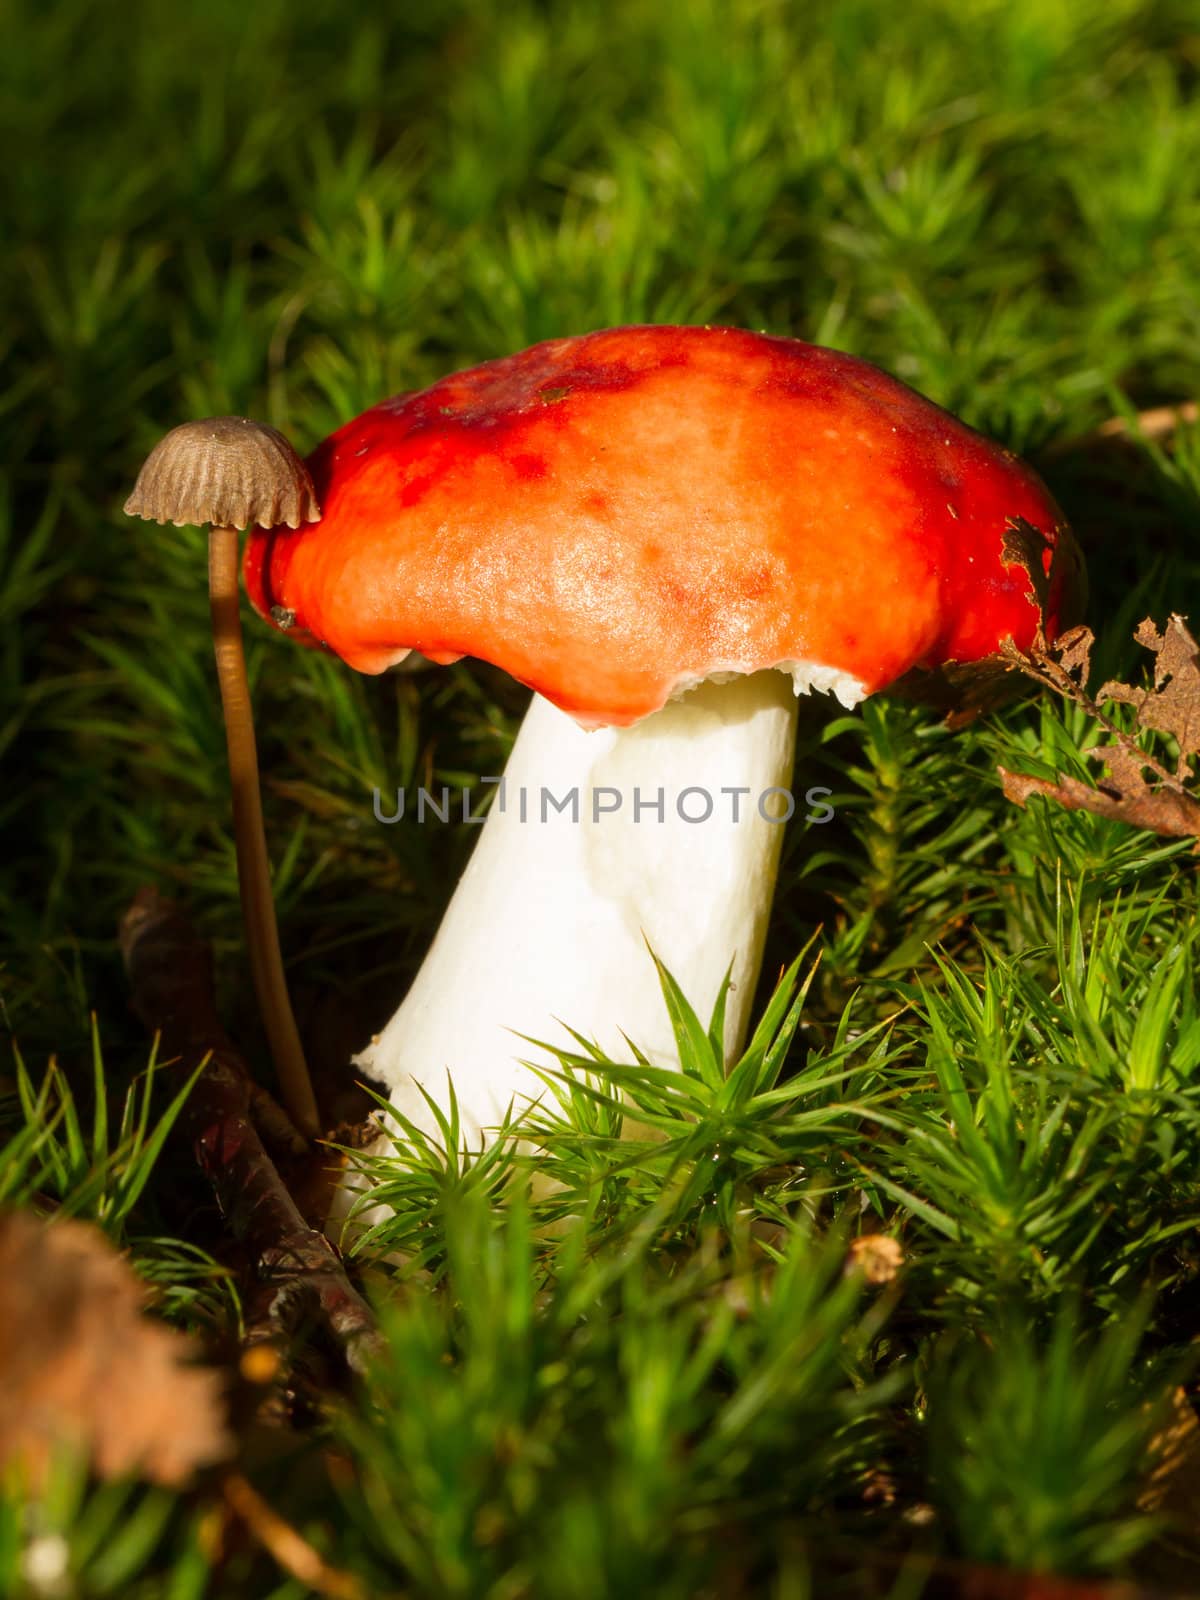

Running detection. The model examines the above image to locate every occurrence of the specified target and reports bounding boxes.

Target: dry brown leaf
[1099,616,1200,777]
[1051,624,1095,687]
[999,612,1200,844]
[0,1211,232,1488]
[998,766,1200,841]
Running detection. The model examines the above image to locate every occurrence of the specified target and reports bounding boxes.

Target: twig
[997,764,1200,839]
[119,887,382,1376]
[223,1471,369,1600]
[1042,399,1198,461]
[999,639,1176,786]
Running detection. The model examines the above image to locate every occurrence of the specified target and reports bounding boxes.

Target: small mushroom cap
[124,417,320,531]
[244,327,1083,726]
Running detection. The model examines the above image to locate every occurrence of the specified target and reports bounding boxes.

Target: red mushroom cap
[245,326,1082,726]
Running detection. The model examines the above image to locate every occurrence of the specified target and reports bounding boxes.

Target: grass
[2,0,1200,1592]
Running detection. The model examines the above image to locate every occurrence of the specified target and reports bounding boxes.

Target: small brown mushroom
[125,417,321,1139]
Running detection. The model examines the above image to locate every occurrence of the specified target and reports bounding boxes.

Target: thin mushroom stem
[209,524,320,1139]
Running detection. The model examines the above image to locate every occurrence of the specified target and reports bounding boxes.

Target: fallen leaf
[998,765,1200,840]
[998,613,1200,844]
[1050,624,1095,688]
[1099,616,1200,778]
[0,1211,232,1488]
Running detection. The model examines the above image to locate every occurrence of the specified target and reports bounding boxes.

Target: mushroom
[125,417,322,1139]
[241,325,1083,1155]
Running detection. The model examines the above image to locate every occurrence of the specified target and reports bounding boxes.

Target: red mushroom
[243,326,1083,1152]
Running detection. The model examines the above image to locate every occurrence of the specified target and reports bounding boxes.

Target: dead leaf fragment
[998,765,1200,840]
[1049,624,1095,688]
[1099,615,1200,776]
[999,613,1200,844]
[0,1211,232,1488]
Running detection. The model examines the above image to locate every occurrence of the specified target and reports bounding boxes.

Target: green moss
[2,0,1200,1590]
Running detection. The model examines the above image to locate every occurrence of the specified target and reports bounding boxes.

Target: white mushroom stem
[354,669,807,1151]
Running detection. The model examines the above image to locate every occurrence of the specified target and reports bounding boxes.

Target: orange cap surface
[245,326,1082,726]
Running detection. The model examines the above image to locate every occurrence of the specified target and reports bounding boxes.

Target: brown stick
[1042,400,1198,461]
[119,888,380,1375]
[209,525,320,1139]
[223,1472,369,1600]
